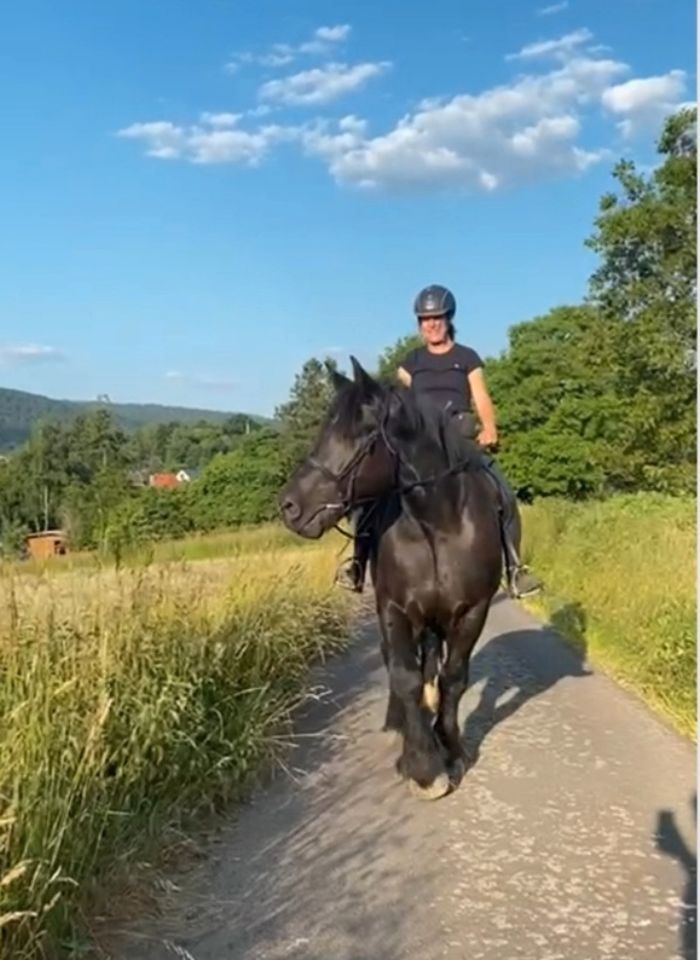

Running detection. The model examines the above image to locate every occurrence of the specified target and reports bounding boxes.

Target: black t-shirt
[401,343,483,413]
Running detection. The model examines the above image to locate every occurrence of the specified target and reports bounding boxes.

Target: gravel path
[106,595,696,960]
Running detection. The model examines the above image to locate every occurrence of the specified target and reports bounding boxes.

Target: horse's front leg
[436,600,490,783]
[379,601,449,800]
[378,624,406,736]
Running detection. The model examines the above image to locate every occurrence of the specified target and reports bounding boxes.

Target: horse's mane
[390,386,479,471]
[332,380,477,472]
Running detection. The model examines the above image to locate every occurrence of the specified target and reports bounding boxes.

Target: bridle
[307,424,385,526]
[304,396,475,535]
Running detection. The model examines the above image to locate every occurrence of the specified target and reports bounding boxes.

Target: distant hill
[0,385,271,451]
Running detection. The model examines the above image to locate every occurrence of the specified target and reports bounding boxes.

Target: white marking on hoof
[421,679,440,713]
[382,729,403,749]
[409,773,451,801]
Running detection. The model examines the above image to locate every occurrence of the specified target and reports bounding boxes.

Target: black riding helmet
[413,284,456,321]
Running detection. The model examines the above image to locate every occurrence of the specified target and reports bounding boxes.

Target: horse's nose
[279,493,301,523]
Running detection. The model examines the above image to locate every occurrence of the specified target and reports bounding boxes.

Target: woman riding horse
[335,284,542,600]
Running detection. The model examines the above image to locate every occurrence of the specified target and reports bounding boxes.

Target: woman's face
[419,315,450,346]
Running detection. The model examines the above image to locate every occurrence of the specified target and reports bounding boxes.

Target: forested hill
[0,385,268,451]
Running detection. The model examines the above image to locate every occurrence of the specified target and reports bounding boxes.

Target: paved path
[107,596,696,960]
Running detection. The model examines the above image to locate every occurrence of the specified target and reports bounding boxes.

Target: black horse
[279,358,503,800]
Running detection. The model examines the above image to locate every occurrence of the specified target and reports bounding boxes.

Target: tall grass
[522,493,696,738]
[0,538,351,958]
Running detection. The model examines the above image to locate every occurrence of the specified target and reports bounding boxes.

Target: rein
[308,398,474,527]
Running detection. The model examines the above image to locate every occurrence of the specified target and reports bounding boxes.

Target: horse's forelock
[331,379,386,439]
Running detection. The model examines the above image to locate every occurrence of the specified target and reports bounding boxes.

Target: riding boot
[335,507,372,593]
[480,455,543,599]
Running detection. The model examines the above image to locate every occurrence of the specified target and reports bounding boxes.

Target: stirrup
[334,558,365,593]
[508,566,542,599]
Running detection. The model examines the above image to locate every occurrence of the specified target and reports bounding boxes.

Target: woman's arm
[397,365,412,387]
[468,367,498,447]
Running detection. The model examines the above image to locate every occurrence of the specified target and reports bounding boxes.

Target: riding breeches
[450,412,523,571]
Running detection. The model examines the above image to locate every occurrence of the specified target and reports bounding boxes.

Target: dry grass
[0,534,351,958]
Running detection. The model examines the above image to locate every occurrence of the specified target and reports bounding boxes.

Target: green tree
[275,356,341,467]
[485,108,696,499]
[375,334,422,383]
[584,106,696,493]
[189,428,286,529]
[486,305,613,498]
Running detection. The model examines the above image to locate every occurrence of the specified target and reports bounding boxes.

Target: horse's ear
[325,361,351,393]
[350,356,381,399]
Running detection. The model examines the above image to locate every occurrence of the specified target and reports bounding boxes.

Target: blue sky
[0,0,694,417]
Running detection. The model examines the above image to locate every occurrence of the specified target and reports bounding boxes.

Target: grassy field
[0,528,351,958]
[522,493,696,739]
[7,523,316,578]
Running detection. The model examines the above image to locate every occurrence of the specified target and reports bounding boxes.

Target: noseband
[307,424,385,515]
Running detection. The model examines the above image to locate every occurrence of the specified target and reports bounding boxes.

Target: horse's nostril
[281,496,301,522]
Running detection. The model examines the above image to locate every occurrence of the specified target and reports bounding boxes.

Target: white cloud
[257,48,295,68]
[537,2,569,15]
[601,69,688,137]
[117,117,298,165]
[200,112,242,128]
[507,28,593,61]
[247,104,273,118]
[0,343,65,365]
[165,370,238,391]
[259,61,391,106]
[301,53,625,191]
[118,29,688,194]
[226,23,351,72]
[117,121,185,159]
[316,25,351,43]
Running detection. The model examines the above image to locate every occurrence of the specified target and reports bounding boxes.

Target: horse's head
[279,357,395,539]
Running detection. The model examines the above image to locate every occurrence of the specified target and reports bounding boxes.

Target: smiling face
[419,314,451,348]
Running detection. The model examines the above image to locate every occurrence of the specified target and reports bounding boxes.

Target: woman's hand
[477,426,498,449]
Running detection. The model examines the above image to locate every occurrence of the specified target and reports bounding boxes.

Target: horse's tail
[421,630,443,714]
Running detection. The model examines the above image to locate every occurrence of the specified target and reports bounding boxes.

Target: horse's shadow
[461,601,592,768]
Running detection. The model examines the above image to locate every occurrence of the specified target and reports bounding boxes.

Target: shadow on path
[463,602,592,766]
[655,794,697,960]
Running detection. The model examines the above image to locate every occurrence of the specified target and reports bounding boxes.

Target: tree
[375,334,422,384]
[486,108,696,499]
[584,106,696,493]
[189,428,287,530]
[486,306,613,498]
[275,356,341,467]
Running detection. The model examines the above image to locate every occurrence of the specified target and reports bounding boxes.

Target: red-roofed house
[148,472,179,490]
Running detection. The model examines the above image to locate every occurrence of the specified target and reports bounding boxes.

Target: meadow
[0,528,351,958]
[522,493,696,738]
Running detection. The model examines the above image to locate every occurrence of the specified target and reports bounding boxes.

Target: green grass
[522,493,696,739]
[0,535,351,958]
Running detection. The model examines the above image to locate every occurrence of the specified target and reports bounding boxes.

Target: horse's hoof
[449,758,467,785]
[409,773,451,801]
